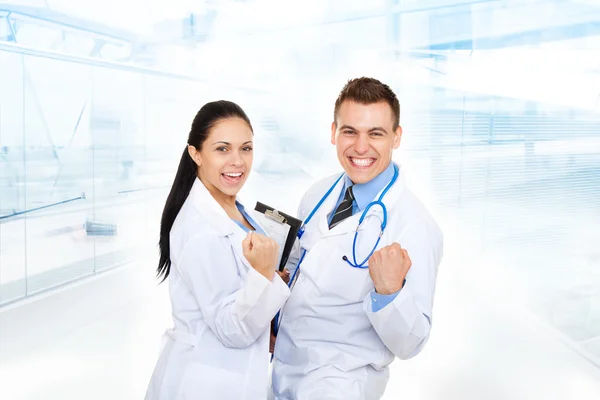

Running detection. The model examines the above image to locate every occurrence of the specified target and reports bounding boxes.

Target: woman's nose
[231,151,244,166]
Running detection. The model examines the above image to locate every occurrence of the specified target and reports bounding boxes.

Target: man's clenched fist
[368,242,411,295]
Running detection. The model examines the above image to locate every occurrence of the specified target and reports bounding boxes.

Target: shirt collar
[343,162,397,212]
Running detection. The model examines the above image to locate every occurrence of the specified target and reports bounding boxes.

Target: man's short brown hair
[333,77,400,129]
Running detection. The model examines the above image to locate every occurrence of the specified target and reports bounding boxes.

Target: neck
[212,191,237,210]
[198,175,237,210]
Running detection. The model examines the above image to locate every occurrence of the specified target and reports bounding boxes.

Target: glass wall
[0,43,279,305]
[0,51,172,303]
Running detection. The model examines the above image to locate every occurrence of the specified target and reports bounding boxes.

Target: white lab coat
[145,178,290,400]
[272,163,443,400]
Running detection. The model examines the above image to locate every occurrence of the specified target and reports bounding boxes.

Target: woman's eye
[216,146,228,152]
[243,146,253,152]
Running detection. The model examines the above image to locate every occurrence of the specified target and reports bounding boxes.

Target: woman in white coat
[145,100,290,400]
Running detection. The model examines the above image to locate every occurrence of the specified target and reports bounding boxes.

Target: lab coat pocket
[316,239,372,304]
[319,217,382,303]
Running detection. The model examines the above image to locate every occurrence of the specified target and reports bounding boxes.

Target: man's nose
[354,134,369,154]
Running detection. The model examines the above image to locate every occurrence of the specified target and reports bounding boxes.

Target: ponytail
[157,147,197,282]
[156,100,252,282]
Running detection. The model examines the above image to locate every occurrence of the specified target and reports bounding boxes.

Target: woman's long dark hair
[157,100,253,282]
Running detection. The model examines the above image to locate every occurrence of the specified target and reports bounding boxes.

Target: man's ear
[188,145,201,167]
[331,121,337,145]
[393,125,403,149]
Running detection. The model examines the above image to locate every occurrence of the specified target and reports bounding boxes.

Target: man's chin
[344,163,379,184]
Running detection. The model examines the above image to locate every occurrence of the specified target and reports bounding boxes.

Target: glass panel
[98,41,132,62]
[56,30,96,58]
[0,50,26,305]
[12,17,62,49]
[22,55,95,295]
[90,67,147,272]
[391,56,600,363]
[142,76,206,241]
[0,15,12,42]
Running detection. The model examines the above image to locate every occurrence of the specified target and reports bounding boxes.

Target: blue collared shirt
[232,202,266,235]
[329,162,401,312]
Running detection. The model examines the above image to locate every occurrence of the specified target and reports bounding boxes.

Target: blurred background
[1,0,599,399]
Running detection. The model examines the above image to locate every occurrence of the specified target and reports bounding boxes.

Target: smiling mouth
[349,157,376,168]
[222,172,244,184]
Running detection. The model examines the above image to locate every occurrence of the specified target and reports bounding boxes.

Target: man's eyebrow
[368,127,388,134]
[338,125,388,134]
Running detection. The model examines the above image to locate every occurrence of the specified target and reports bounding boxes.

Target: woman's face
[190,118,254,198]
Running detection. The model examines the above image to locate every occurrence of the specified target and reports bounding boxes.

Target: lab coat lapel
[230,194,265,272]
[378,163,406,213]
[316,176,350,238]
[229,229,254,272]
[189,178,235,236]
[189,178,253,271]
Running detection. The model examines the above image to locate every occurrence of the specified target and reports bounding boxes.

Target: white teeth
[224,173,242,177]
[351,158,374,167]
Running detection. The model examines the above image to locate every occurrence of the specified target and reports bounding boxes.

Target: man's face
[331,100,402,184]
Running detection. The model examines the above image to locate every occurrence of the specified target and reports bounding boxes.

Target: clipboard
[253,201,302,271]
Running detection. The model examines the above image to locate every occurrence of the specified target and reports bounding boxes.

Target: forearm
[364,285,432,359]
[211,268,290,348]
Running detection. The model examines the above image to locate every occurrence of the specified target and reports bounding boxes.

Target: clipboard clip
[265,209,287,224]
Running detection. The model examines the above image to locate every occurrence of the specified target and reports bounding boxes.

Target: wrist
[260,268,275,281]
[374,281,403,295]
[374,287,399,295]
[251,264,274,280]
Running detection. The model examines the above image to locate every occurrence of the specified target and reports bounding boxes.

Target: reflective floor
[1,253,599,400]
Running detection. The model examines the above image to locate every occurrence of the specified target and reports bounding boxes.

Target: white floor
[1,255,600,400]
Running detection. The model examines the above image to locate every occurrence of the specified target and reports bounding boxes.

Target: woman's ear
[187,145,201,167]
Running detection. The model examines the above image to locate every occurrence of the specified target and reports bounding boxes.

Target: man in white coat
[271,77,444,399]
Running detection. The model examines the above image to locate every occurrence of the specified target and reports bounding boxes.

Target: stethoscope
[271,164,399,342]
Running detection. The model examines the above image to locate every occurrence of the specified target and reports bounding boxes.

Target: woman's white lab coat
[145,178,290,400]
[272,163,443,400]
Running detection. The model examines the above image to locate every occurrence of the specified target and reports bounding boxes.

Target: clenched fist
[242,232,279,280]
[368,242,411,295]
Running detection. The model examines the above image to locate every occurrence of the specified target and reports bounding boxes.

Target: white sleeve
[176,233,290,349]
[363,219,444,359]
